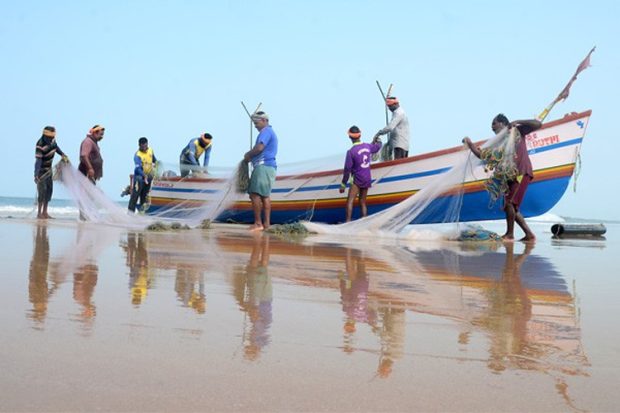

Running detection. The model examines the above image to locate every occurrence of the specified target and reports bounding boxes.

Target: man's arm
[511,119,542,135]
[203,145,212,168]
[243,143,265,162]
[134,153,145,178]
[376,110,403,136]
[339,152,353,193]
[188,143,200,165]
[462,137,482,159]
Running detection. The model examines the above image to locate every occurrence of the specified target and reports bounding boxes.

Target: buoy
[551,223,607,237]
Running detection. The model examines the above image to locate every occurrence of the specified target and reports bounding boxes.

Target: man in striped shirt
[34,126,67,219]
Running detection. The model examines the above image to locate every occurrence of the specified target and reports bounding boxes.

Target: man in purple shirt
[339,126,382,222]
[464,114,541,241]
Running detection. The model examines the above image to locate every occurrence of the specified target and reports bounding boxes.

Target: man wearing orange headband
[339,126,382,222]
[179,133,213,177]
[34,126,68,219]
[78,124,105,183]
[373,96,410,160]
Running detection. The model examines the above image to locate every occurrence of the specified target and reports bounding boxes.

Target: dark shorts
[37,173,53,203]
[394,147,409,159]
[504,174,532,211]
[248,165,276,197]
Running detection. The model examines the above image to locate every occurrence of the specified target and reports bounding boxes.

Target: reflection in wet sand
[17,222,595,411]
[121,232,154,306]
[232,233,273,361]
[27,223,52,327]
[216,232,589,408]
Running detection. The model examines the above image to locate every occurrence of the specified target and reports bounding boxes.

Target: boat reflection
[216,232,588,393]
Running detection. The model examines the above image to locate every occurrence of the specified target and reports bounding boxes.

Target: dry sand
[0,218,618,412]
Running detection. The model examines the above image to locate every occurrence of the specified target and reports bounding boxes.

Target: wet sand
[0,218,618,412]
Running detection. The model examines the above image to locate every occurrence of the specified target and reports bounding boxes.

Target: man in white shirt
[374,96,410,159]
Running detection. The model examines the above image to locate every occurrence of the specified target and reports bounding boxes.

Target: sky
[1,0,619,220]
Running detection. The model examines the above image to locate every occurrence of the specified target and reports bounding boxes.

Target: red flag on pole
[554,46,596,103]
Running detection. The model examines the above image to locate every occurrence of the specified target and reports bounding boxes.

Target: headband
[42,129,56,138]
[348,131,362,139]
[89,125,105,134]
[386,97,399,106]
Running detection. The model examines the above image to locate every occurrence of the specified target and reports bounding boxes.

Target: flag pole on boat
[536,46,595,122]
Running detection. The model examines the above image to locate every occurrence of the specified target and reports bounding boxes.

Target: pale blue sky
[1,0,618,220]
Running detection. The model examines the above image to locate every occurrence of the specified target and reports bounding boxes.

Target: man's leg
[515,212,536,241]
[503,202,516,240]
[250,193,263,230]
[262,196,272,230]
[359,188,369,218]
[128,178,141,212]
[345,184,360,222]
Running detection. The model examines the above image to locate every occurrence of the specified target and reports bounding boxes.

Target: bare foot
[43,213,54,219]
[519,235,536,242]
[501,234,515,242]
[249,224,264,232]
[37,213,44,219]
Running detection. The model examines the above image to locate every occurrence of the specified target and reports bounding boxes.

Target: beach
[0,217,618,412]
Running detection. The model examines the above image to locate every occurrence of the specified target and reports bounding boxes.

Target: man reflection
[175,265,206,314]
[375,304,406,378]
[73,228,99,329]
[122,232,152,306]
[480,242,533,373]
[232,233,273,361]
[27,223,52,327]
[339,248,377,353]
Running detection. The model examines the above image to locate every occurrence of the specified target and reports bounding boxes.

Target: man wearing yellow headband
[34,126,68,219]
[179,133,213,177]
[78,125,105,183]
[373,96,410,160]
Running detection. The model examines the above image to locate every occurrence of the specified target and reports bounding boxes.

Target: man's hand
[339,183,346,194]
[61,155,70,163]
[373,134,382,144]
[34,176,39,184]
[87,168,95,179]
[462,137,472,146]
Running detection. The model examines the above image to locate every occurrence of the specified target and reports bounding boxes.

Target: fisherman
[34,126,68,219]
[179,133,213,177]
[78,125,104,184]
[243,111,278,231]
[373,96,410,159]
[339,126,382,222]
[128,137,158,213]
[463,114,541,241]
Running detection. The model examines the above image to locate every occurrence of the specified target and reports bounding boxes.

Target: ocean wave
[0,205,79,218]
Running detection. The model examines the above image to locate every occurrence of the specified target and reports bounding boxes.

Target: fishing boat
[147,110,591,224]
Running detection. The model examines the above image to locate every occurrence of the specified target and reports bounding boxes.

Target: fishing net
[302,127,515,239]
[54,159,243,230]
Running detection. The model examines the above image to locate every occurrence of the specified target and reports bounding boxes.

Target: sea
[0,196,126,220]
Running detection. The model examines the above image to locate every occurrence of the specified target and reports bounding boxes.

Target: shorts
[504,174,532,211]
[248,165,276,197]
[37,173,53,203]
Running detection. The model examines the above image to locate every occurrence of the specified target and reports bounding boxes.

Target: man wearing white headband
[373,96,410,160]
[243,111,278,231]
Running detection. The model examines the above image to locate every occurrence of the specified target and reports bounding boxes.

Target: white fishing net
[302,127,516,239]
[54,160,241,230]
[54,127,517,235]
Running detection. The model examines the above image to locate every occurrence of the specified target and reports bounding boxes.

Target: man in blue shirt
[179,133,213,177]
[243,111,278,231]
